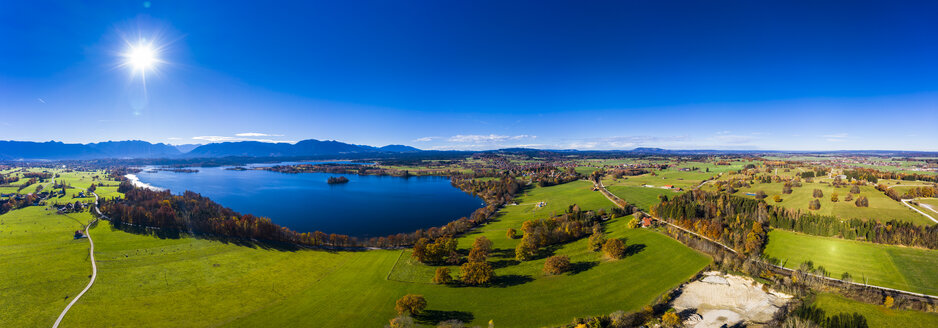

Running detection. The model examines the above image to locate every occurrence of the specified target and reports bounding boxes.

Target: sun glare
[128,44,156,70]
[121,40,161,75]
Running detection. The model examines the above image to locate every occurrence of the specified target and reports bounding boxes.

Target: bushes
[854,196,869,207]
[813,189,824,198]
[809,199,821,210]
[506,228,517,239]
[433,267,453,284]
[603,239,626,259]
[543,255,571,275]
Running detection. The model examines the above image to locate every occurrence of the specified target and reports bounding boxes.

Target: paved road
[901,198,938,224]
[52,192,100,328]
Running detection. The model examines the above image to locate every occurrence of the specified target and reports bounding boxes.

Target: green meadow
[812,293,938,328]
[733,181,933,225]
[763,230,938,295]
[603,185,675,211]
[2,174,711,327]
[0,207,95,327]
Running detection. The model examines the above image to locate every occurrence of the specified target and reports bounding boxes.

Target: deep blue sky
[1,1,936,150]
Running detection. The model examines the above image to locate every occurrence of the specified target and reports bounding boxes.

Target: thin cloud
[413,136,439,142]
[37,98,46,104]
[192,135,294,144]
[448,134,534,143]
[235,132,283,137]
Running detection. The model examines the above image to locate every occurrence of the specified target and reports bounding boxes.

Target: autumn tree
[855,196,869,207]
[515,239,537,261]
[808,199,821,210]
[506,228,517,239]
[831,192,839,202]
[744,221,765,254]
[460,261,494,285]
[662,311,681,327]
[627,217,640,229]
[603,238,626,259]
[588,231,607,252]
[783,183,793,194]
[844,193,853,202]
[433,267,453,285]
[850,185,861,194]
[884,296,894,308]
[773,194,782,203]
[813,189,823,198]
[395,294,427,316]
[543,255,571,275]
[412,237,458,264]
[467,236,493,263]
[388,315,416,328]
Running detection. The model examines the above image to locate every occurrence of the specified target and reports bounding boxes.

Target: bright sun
[123,41,159,73]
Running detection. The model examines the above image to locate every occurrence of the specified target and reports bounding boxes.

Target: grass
[0,206,94,327]
[733,181,933,225]
[1,173,711,327]
[604,185,674,211]
[812,293,938,328]
[764,230,938,295]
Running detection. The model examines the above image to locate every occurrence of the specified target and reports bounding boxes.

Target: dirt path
[901,199,938,224]
[52,192,100,328]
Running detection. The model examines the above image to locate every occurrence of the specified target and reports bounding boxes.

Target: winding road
[52,192,100,328]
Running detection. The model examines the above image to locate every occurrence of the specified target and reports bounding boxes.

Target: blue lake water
[134,163,483,237]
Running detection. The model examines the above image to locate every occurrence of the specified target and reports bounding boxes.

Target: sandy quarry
[672,271,792,328]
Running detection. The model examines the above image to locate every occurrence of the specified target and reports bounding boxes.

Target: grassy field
[0,206,95,327]
[2,174,711,327]
[764,230,938,295]
[732,182,933,225]
[812,293,938,328]
[604,185,674,211]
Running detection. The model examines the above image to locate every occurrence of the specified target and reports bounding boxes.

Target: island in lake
[326,176,349,184]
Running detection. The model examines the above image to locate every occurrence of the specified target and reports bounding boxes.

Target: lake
[133,163,483,237]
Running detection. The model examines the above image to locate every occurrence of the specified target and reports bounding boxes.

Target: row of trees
[846,168,938,183]
[0,193,38,215]
[768,208,938,249]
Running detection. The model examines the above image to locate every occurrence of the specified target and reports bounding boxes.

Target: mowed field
[732,182,933,225]
[812,293,938,328]
[603,185,675,211]
[0,207,95,327]
[2,176,711,327]
[763,230,938,295]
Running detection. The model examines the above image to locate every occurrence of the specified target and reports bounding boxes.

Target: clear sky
[1,1,936,151]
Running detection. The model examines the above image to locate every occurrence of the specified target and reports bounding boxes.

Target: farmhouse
[641,217,653,228]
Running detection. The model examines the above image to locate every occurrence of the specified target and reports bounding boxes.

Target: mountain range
[0,140,420,160]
